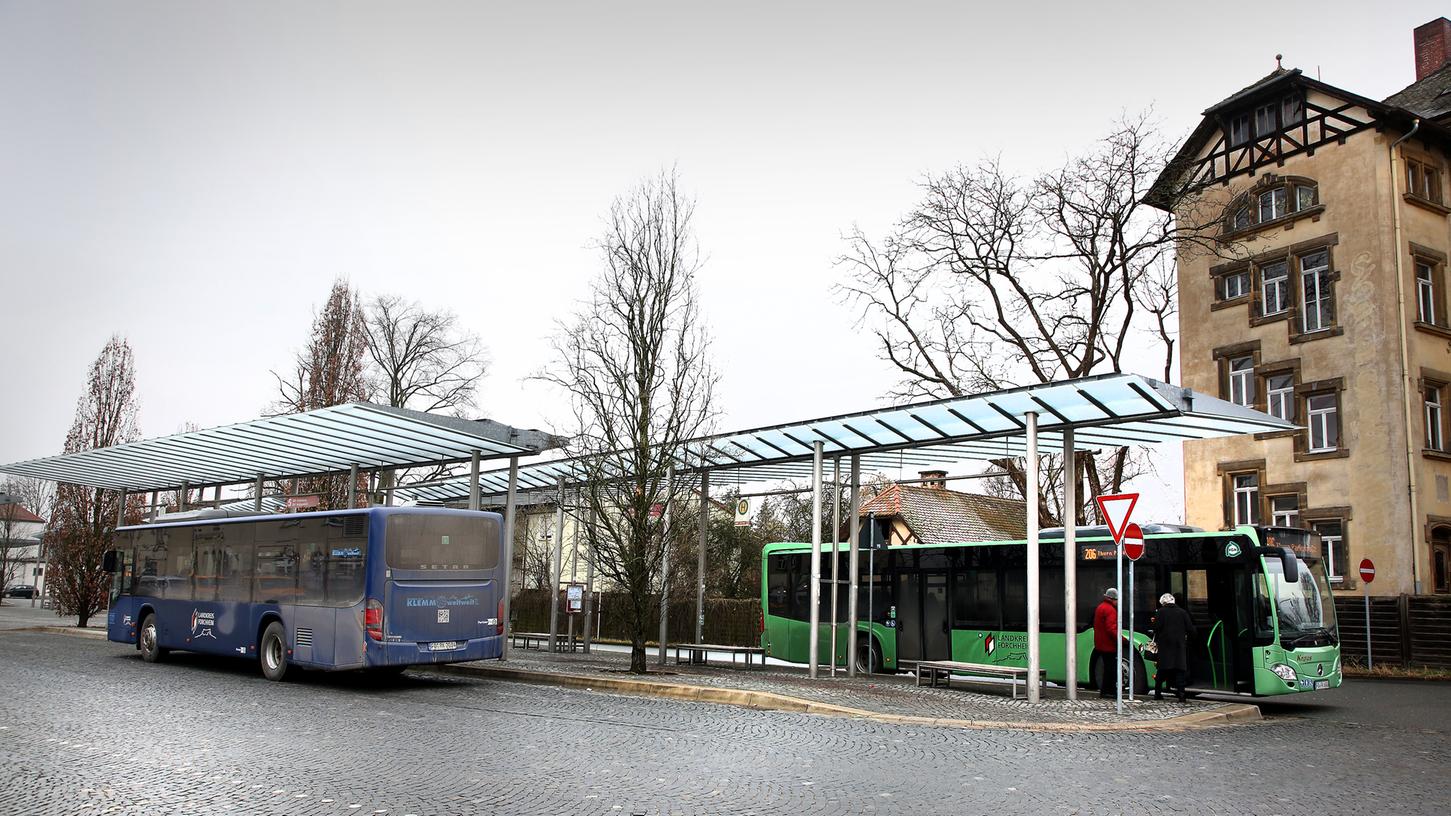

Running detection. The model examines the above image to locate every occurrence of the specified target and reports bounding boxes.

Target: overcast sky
[1,1,1443,517]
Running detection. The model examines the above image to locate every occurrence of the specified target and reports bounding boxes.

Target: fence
[1333,594,1451,669]
[510,589,761,647]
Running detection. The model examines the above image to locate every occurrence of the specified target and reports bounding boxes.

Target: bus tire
[855,638,883,674]
[259,621,292,682]
[138,614,166,663]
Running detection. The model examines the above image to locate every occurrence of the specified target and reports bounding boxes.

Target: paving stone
[0,631,1446,815]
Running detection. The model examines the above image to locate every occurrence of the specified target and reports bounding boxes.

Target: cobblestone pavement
[2,631,1448,815]
[469,648,1229,725]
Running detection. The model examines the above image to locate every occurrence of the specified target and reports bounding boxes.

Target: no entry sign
[1359,558,1376,584]
[1123,523,1145,561]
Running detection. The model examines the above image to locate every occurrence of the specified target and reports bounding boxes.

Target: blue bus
[102,506,505,680]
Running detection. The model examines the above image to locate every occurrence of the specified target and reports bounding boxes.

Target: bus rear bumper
[369,634,504,667]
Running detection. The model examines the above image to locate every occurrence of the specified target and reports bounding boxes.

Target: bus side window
[766,555,791,618]
[952,569,999,631]
[133,530,164,597]
[218,524,254,604]
[326,527,366,607]
[194,527,224,602]
[162,530,195,601]
[296,521,328,606]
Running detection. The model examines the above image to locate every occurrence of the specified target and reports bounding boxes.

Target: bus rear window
[385,514,499,571]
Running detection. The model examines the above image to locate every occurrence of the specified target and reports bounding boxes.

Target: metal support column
[178,481,189,513]
[468,449,481,511]
[549,475,566,652]
[150,490,159,522]
[847,454,861,678]
[1063,427,1077,701]
[808,440,824,679]
[348,464,358,509]
[583,504,597,654]
[568,488,580,647]
[830,456,841,676]
[116,488,127,528]
[1026,411,1041,703]
[658,466,674,665]
[500,456,519,660]
[253,474,263,512]
[696,470,709,644]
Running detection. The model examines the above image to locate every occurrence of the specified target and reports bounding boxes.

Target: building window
[1254,103,1277,137]
[1225,178,1319,233]
[1220,270,1249,301]
[1306,392,1340,452]
[1258,187,1287,222]
[1232,474,1260,526]
[1299,250,1333,333]
[1427,383,1446,452]
[1418,262,1437,325]
[1312,520,1346,583]
[1228,356,1255,406]
[1270,495,1300,528]
[1260,260,1289,315]
[1229,113,1251,146]
[1407,158,1444,205]
[1267,374,1295,421]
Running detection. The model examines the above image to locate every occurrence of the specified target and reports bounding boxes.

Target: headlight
[1271,663,1297,681]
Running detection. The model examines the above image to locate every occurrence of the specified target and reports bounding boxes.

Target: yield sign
[1095,493,1139,544]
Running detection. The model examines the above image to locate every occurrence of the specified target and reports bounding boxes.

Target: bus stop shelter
[0,401,563,638]
[397,373,1293,702]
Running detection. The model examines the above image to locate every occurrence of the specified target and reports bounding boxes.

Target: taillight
[365,598,383,641]
[496,600,505,635]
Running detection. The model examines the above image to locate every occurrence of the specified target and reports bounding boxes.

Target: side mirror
[101,550,119,574]
[1254,546,1299,582]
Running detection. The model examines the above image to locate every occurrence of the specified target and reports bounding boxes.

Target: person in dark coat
[1092,588,1119,699]
[1153,592,1196,702]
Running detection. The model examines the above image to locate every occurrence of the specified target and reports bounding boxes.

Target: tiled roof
[1384,63,1451,121]
[859,484,1026,544]
[1203,67,1294,115]
[0,503,44,524]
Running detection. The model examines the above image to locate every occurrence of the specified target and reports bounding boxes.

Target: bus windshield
[385,514,499,571]
[1265,556,1338,647]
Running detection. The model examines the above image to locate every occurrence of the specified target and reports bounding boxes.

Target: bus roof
[761,525,1249,556]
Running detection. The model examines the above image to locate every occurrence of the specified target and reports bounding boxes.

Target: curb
[14,626,106,640]
[434,663,1261,732]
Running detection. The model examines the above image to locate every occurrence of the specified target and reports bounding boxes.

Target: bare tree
[272,279,371,509]
[363,294,489,498]
[539,171,717,673]
[45,337,145,626]
[839,115,1221,523]
[0,501,32,598]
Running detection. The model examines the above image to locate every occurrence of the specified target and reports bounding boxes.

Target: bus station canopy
[0,402,559,493]
[398,373,1293,504]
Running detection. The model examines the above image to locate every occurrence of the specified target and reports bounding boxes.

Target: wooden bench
[914,660,1044,700]
[510,631,581,652]
[670,642,766,670]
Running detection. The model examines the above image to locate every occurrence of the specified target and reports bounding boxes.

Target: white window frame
[1270,495,1300,528]
[1259,188,1286,222]
[1313,521,1345,583]
[1229,114,1251,146]
[1222,271,1248,300]
[1427,385,1444,452]
[1233,474,1260,526]
[1261,261,1289,315]
[1294,183,1317,211]
[1307,393,1339,453]
[1254,103,1277,137]
[1267,374,1294,421]
[1228,356,1255,407]
[1417,261,1436,325]
[1300,251,1332,333]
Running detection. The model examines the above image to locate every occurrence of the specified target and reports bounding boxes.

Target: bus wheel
[259,622,292,682]
[1119,652,1148,696]
[855,638,883,674]
[138,614,167,663]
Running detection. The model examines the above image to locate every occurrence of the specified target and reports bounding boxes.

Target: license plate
[1314,680,1330,690]
[428,641,458,651]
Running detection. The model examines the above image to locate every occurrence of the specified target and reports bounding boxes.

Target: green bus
[761,524,1341,697]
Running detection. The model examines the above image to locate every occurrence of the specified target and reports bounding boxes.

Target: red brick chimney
[918,470,948,489]
[1415,17,1451,81]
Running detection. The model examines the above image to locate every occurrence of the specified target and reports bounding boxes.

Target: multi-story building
[1150,19,1451,596]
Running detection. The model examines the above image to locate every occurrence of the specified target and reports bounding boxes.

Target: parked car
[3,585,37,599]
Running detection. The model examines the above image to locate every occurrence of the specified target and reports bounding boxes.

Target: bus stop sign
[1123,523,1145,561]
[1359,558,1376,583]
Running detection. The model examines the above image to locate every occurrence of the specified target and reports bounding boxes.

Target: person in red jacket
[1093,588,1120,699]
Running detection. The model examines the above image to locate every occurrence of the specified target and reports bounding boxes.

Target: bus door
[1169,566,1252,693]
[894,571,950,663]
